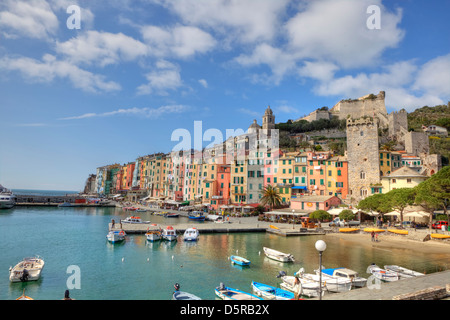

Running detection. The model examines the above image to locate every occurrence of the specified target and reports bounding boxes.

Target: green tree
[357,193,392,214]
[339,209,355,221]
[385,188,416,222]
[309,210,331,222]
[259,185,282,211]
[414,166,450,232]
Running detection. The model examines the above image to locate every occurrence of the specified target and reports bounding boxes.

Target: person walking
[371,231,375,242]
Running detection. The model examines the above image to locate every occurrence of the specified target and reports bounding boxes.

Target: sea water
[0,206,448,300]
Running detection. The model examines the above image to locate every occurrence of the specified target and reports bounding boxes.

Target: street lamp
[315,240,327,300]
[292,209,295,229]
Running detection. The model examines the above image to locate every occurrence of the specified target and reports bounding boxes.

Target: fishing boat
[16,290,33,300]
[263,247,294,263]
[316,267,367,288]
[164,213,179,218]
[162,226,177,241]
[183,228,200,241]
[188,211,206,221]
[146,227,162,242]
[9,257,45,282]
[106,230,126,243]
[298,269,352,293]
[215,283,263,300]
[251,281,294,300]
[384,265,424,279]
[230,255,251,266]
[0,185,16,209]
[172,283,202,300]
[122,216,150,224]
[278,273,324,298]
[367,264,399,282]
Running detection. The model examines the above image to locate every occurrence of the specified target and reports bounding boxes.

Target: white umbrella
[404,211,429,218]
[385,210,401,217]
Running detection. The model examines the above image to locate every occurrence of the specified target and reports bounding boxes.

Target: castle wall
[331,91,387,121]
[388,109,408,138]
[404,132,430,156]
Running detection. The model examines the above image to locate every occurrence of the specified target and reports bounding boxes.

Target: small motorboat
[230,255,251,266]
[122,216,150,224]
[164,213,179,218]
[183,228,200,241]
[162,226,177,241]
[215,283,263,300]
[301,270,352,293]
[9,257,45,282]
[123,207,138,211]
[172,283,201,300]
[263,247,294,263]
[384,265,424,279]
[107,230,126,243]
[188,211,206,221]
[16,290,33,300]
[316,267,367,288]
[367,264,399,282]
[251,281,294,300]
[278,272,325,298]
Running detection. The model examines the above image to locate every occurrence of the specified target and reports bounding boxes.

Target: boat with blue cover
[251,281,295,300]
[316,267,367,288]
[230,255,251,266]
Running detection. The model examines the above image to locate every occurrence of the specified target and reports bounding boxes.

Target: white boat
[367,264,399,282]
[316,267,367,288]
[384,265,425,279]
[263,247,294,263]
[122,216,150,224]
[183,228,200,241]
[279,275,324,298]
[162,226,177,241]
[172,283,202,300]
[251,281,295,300]
[215,283,263,300]
[306,270,352,293]
[107,230,126,243]
[0,185,16,209]
[146,227,162,241]
[16,290,33,300]
[9,257,45,282]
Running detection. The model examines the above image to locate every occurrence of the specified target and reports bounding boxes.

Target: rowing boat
[387,229,408,235]
[339,228,360,233]
[363,228,385,233]
[251,281,294,300]
[230,255,251,266]
[263,247,294,263]
[215,283,263,300]
[430,233,450,239]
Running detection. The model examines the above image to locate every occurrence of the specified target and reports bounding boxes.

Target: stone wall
[331,91,387,121]
[404,131,430,155]
[392,285,449,300]
[346,117,380,202]
[388,109,408,138]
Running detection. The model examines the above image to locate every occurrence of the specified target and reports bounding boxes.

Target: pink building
[290,195,341,212]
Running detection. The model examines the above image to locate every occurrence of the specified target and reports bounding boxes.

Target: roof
[385,166,427,178]
[291,195,339,202]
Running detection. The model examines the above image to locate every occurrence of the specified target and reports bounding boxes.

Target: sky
[0,0,449,191]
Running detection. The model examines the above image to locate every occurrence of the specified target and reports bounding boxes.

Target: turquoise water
[1,206,449,300]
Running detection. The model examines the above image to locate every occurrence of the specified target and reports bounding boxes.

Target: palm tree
[260,185,282,211]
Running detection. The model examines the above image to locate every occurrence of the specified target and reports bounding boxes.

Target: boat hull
[9,258,45,282]
[367,265,398,282]
[252,281,294,300]
[263,247,294,263]
[215,285,263,300]
[107,231,126,243]
[230,255,251,266]
[146,232,161,241]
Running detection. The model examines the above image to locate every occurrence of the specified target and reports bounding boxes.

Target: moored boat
[107,230,126,243]
[162,226,177,241]
[9,256,45,282]
[173,283,202,300]
[122,216,150,224]
[188,211,206,221]
[263,247,294,263]
[146,226,162,242]
[230,255,251,266]
[384,265,424,279]
[298,268,351,293]
[316,267,367,288]
[279,274,324,298]
[251,281,294,300]
[367,264,399,282]
[164,213,179,218]
[183,228,200,241]
[0,185,16,209]
[16,290,33,300]
[215,283,263,300]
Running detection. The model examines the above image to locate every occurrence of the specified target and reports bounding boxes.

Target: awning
[291,186,307,190]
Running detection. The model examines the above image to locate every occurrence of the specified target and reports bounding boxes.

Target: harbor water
[1,206,449,300]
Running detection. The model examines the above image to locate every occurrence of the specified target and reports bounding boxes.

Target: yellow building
[381,166,428,192]
[273,152,296,204]
[231,159,247,204]
[379,150,392,177]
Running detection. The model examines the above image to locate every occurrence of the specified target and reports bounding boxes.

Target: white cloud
[0,54,121,93]
[60,105,190,120]
[0,0,58,40]
[151,0,290,44]
[55,31,148,67]
[198,79,208,88]
[141,25,216,59]
[413,54,450,97]
[285,0,404,68]
[137,60,183,95]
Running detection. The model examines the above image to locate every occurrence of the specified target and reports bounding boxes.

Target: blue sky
[0,0,449,191]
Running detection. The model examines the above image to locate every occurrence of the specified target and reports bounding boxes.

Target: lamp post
[292,209,295,229]
[315,240,327,300]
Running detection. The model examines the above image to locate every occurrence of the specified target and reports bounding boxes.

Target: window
[337,170,341,176]
[392,179,396,183]
[360,172,366,179]
[407,178,412,183]
[360,131,364,136]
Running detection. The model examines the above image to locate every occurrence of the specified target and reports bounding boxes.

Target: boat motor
[174,283,180,291]
[20,269,29,282]
[276,271,287,278]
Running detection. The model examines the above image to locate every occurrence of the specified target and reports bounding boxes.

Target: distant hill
[407,103,450,132]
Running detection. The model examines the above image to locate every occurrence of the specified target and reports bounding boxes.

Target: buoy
[147,258,149,262]
[122,257,124,262]
[172,255,174,260]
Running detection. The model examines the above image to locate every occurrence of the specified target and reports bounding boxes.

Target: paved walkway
[317,270,450,300]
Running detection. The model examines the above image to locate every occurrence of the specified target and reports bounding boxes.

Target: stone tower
[262,106,275,131]
[346,117,380,202]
